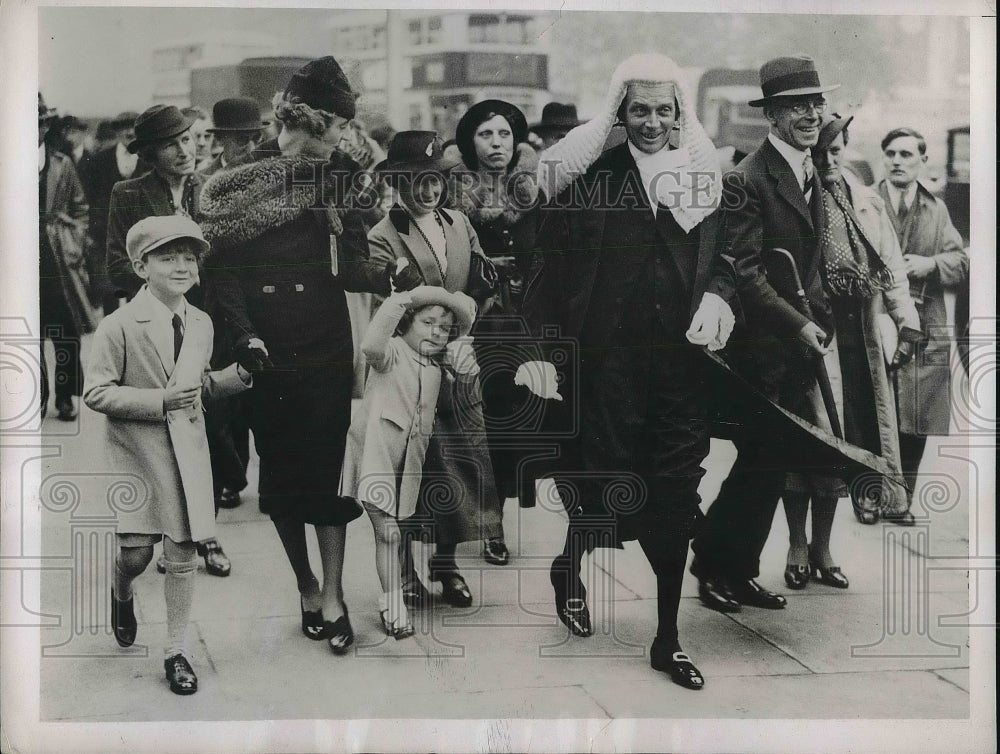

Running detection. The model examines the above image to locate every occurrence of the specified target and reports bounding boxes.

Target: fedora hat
[455,99,528,167]
[207,98,269,133]
[529,102,581,134]
[815,113,854,152]
[284,56,357,120]
[127,105,194,153]
[748,55,840,107]
[126,215,210,263]
[38,92,58,123]
[374,131,461,175]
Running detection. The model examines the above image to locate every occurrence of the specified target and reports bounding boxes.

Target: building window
[468,14,533,44]
[409,104,423,129]
[427,16,442,44]
[409,19,424,45]
[425,61,445,84]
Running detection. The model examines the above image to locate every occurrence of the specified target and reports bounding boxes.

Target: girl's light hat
[408,286,476,337]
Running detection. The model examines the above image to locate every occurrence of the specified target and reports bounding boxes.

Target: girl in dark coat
[200,57,383,655]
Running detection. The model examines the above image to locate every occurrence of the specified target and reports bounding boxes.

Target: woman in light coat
[781,114,921,590]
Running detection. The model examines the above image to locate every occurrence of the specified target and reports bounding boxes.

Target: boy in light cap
[84,215,255,695]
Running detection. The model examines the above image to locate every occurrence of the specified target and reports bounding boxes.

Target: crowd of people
[37,50,968,697]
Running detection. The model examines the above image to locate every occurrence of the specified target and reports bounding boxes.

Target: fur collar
[200,154,354,251]
[448,143,539,228]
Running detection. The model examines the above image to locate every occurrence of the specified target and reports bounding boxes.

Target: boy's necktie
[172,314,184,362]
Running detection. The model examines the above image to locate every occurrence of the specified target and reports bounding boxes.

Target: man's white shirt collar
[767,132,810,189]
[884,181,918,212]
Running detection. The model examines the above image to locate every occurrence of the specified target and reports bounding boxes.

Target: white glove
[446,335,479,375]
[514,361,563,401]
[686,292,735,352]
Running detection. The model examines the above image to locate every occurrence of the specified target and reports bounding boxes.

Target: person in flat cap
[199,55,386,657]
[78,111,150,314]
[85,214,252,696]
[777,112,919,591]
[38,92,93,422]
[523,53,740,690]
[199,98,269,177]
[689,55,907,615]
[529,102,582,150]
[367,129,504,609]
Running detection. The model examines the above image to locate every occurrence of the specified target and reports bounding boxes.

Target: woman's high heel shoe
[809,547,850,589]
[783,564,810,590]
[380,610,415,640]
[300,596,325,640]
[325,607,354,655]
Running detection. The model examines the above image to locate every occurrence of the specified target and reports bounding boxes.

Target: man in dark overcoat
[524,53,738,689]
[690,55,841,612]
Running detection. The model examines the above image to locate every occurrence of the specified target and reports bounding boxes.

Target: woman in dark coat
[366,131,504,608]
[448,100,545,565]
[200,57,383,654]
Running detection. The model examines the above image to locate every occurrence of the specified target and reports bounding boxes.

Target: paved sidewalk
[36,415,972,724]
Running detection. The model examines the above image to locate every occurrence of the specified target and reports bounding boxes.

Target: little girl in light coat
[341,284,477,638]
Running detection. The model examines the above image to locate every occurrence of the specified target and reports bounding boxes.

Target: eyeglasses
[783,100,827,116]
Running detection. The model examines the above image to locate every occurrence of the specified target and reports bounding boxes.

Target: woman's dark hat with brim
[455,99,528,166]
[747,55,840,107]
[206,97,270,133]
[38,93,58,123]
[373,131,462,175]
[815,113,854,152]
[284,56,357,121]
[127,105,194,153]
[529,102,581,134]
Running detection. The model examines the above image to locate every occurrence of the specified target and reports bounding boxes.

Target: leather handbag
[465,252,499,301]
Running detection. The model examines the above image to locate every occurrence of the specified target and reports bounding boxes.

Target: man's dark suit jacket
[719,136,833,396]
[105,170,205,300]
[78,147,150,252]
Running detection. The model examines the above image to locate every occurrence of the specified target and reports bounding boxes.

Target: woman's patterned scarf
[819,178,895,298]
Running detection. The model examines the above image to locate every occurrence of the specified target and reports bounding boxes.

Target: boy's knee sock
[163,557,198,658]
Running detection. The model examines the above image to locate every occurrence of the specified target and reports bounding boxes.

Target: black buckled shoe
[784,564,810,590]
[728,578,787,609]
[164,653,198,695]
[550,558,593,636]
[111,589,137,647]
[483,538,510,566]
[198,539,232,577]
[650,640,704,691]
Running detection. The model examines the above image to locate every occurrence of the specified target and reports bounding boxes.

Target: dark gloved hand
[236,338,273,373]
[889,326,924,371]
[388,258,423,293]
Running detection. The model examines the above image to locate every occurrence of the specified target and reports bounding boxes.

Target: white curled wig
[537,52,722,232]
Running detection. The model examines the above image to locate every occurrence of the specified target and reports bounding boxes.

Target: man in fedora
[105,104,235,579]
[78,110,149,313]
[690,54,839,613]
[199,98,268,177]
[529,102,582,149]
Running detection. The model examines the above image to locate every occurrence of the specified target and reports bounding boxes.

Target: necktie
[172,313,184,363]
[802,153,814,193]
[897,195,909,223]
